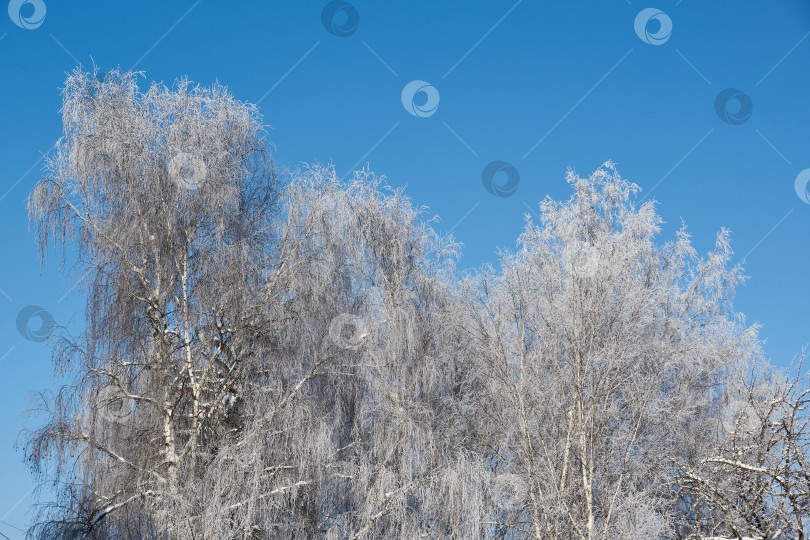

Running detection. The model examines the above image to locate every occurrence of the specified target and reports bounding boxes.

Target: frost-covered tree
[23,68,348,538]
[275,167,481,539]
[24,68,470,539]
[23,68,807,540]
[676,355,810,539]
[454,165,762,539]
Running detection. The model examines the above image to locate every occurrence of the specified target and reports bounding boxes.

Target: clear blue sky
[1,1,809,536]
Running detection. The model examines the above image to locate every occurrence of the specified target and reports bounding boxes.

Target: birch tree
[24,68,472,538]
[23,68,802,540]
[456,164,762,539]
[287,167,485,539]
[24,68,349,538]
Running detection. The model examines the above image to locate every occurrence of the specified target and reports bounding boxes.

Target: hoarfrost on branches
[22,69,810,539]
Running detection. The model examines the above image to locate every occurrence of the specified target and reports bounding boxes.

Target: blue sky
[1,1,809,536]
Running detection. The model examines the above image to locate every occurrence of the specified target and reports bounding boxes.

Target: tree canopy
[23,68,810,540]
